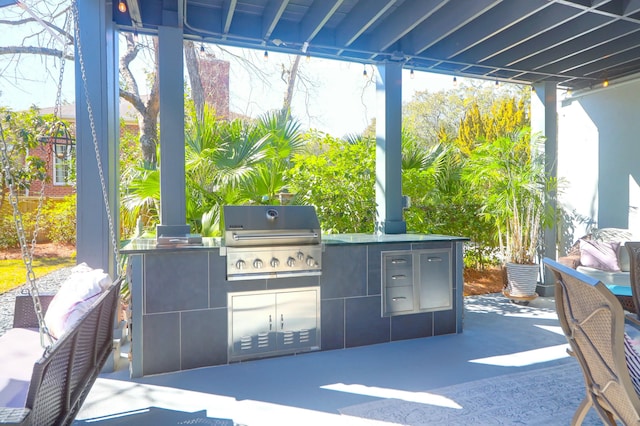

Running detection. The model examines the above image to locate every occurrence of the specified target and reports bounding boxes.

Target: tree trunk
[184,41,205,122]
[119,34,159,169]
[282,55,301,115]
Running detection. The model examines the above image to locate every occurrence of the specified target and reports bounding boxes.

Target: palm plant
[122,105,307,237]
[464,128,557,265]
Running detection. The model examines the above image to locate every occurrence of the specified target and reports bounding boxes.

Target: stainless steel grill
[222,205,322,281]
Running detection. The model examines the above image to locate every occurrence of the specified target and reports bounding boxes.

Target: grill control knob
[296,251,304,260]
[306,256,317,267]
[253,259,264,269]
[270,258,280,268]
[287,257,296,267]
[235,259,246,270]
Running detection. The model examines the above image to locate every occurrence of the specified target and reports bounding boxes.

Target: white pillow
[618,242,631,272]
[44,263,112,339]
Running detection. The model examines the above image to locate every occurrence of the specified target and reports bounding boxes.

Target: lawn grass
[0,258,76,294]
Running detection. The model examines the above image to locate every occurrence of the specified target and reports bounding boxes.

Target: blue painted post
[532,82,557,296]
[75,0,119,277]
[158,26,187,234]
[375,62,406,234]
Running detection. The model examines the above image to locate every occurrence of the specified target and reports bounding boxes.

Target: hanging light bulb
[453,76,458,87]
[362,66,368,78]
[603,79,609,87]
[306,53,311,62]
[531,85,535,92]
[118,0,127,13]
[410,69,415,79]
[263,50,269,61]
[200,43,205,52]
[495,80,499,87]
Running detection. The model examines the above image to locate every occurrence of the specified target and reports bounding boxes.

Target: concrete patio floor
[74,294,580,425]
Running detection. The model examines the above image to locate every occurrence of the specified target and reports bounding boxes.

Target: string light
[603,79,609,87]
[410,69,415,79]
[200,43,205,52]
[495,80,499,87]
[453,76,457,86]
[118,0,127,13]
[362,66,368,78]
[306,53,310,62]
[263,50,269,61]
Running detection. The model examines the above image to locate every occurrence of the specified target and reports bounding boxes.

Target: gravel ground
[0,267,73,336]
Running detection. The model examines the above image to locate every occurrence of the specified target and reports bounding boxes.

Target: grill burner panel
[222,205,322,281]
[225,245,322,281]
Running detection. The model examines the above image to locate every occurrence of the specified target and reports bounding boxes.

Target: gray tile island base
[123,234,467,378]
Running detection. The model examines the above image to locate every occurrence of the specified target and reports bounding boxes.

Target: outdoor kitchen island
[122,232,467,378]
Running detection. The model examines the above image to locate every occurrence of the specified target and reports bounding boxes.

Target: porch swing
[0,1,123,424]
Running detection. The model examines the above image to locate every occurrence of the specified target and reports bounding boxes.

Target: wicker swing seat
[0,278,122,426]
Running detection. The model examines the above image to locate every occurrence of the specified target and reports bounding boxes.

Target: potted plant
[465,128,558,302]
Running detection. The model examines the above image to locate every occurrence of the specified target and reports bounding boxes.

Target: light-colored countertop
[321,233,468,245]
[121,233,468,253]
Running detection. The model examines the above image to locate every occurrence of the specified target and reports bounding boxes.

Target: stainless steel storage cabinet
[228,287,321,361]
[382,248,452,316]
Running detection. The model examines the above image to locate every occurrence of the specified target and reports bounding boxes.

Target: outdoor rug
[340,361,602,425]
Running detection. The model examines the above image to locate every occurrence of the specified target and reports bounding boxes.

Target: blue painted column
[157,26,187,235]
[75,0,119,277]
[375,62,406,234]
[532,82,558,296]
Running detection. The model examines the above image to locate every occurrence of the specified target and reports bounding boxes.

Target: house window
[53,145,73,185]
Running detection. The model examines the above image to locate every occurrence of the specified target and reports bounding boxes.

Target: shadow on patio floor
[75,294,597,425]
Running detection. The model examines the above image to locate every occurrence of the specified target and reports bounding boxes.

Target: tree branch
[0,46,73,61]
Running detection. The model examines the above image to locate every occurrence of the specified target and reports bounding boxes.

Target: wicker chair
[626,241,640,317]
[544,258,640,425]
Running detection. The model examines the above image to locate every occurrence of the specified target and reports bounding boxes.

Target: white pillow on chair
[43,263,112,339]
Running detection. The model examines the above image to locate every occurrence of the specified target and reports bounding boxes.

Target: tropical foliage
[1,80,543,272]
[463,129,557,265]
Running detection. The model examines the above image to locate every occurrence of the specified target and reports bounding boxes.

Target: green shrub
[0,214,19,249]
[41,195,76,244]
[0,208,36,249]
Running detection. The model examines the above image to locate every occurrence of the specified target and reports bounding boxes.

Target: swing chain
[72,0,122,277]
[0,123,53,348]
[28,16,70,265]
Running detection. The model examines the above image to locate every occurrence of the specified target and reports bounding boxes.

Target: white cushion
[618,242,631,272]
[0,328,44,408]
[576,265,630,287]
[44,263,112,339]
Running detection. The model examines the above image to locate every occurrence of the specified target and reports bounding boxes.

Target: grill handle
[233,232,318,241]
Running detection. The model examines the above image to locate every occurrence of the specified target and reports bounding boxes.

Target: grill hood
[223,205,321,247]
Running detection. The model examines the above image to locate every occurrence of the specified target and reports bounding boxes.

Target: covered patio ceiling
[114,0,640,90]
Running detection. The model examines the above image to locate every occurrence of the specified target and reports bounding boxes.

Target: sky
[0,1,461,137]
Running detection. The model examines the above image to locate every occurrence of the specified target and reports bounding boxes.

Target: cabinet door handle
[391,259,407,264]
[281,314,284,330]
[392,297,407,301]
[391,274,407,280]
[427,257,442,262]
[269,314,272,331]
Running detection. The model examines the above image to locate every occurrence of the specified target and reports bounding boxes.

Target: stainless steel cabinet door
[229,292,277,359]
[417,249,452,311]
[275,289,320,351]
